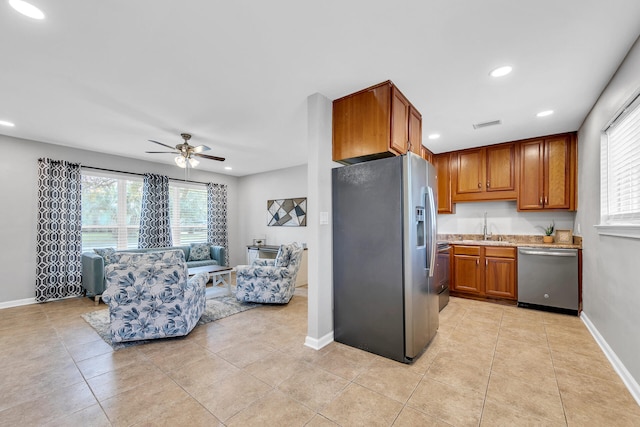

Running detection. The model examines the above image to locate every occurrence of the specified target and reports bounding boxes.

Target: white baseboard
[0,297,36,310]
[581,312,640,406]
[305,330,334,350]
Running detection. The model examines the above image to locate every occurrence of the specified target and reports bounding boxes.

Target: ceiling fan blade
[192,145,211,153]
[148,139,177,150]
[194,153,225,162]
[145,151,180,154]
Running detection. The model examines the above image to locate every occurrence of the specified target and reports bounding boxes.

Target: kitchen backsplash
[437,200,577,236]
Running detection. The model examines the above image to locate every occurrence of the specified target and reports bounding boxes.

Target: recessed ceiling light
[490,65,512,78]
[9,0,45,19]
[536,110,554,117]
[0,120,16,127]
[224,166,232,170]
[428,134,440,140]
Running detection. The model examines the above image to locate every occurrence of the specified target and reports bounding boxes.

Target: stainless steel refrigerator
[332,152,439,363]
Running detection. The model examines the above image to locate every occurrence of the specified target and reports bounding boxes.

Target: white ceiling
[2,1,640,176]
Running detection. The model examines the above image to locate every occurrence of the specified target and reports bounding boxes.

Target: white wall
[306,93,338,349]
[0,134,239,304]
[575,36,640,390]
[236,164,308,265]
[438,201,576,236]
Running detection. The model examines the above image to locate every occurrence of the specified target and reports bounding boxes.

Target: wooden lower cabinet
[452,245,517,301]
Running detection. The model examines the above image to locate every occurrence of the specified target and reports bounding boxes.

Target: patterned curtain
[207,183,229,266]
[138,174,173,248]
[36,158,83,302]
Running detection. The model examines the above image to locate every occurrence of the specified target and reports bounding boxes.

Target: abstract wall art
[267,197,307,226]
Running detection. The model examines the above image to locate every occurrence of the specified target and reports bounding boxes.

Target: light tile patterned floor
[1,288,639,426]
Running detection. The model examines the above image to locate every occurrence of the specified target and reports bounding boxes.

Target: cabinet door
[408,106,422,156]
[518,140,544,210]
[434,153,453,214]
[485,256,516,299]
[453,255,482,294]
[332,84,392,163]
[390,87,410,155]
[455,149,484,195]
[486,144,515,192]
[545,135,571,209]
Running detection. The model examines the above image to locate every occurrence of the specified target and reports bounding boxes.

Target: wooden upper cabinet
[434,153,454,214]
[455,149,484,195]
[332,81,422,164]
[421,145,433,163]
[408,106,422,156]
[486,144,515,192]
[452,143,516,202]
[390,87,410,155]
[518,133,576,211]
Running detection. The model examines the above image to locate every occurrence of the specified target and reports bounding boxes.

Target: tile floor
[1,286,639,426]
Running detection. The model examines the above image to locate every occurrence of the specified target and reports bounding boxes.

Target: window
[81,171,142,251]
[599,92,640,238]
[169,181,208,245]
[81,170,210,251]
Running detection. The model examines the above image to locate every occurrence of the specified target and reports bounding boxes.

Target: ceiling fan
[146,133,225,168]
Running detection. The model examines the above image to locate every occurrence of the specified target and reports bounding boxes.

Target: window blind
[602,94,640,223]
[169,181,208,245]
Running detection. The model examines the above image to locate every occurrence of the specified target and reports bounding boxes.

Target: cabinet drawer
[485,246,516,258]
[453,245,481,256]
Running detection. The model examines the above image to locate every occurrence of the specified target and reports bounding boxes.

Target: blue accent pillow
[94,247,117,265]
[189,243,211,261]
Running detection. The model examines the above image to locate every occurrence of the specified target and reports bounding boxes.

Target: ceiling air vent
[472,120,502,129]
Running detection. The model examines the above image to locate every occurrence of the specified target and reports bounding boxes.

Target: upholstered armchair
[236,242,303,304]
[101,250,209,343]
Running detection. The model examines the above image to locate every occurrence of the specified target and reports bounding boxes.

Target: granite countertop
[439,234,582,249]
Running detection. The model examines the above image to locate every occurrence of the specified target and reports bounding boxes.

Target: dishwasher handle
[519,248,577,257]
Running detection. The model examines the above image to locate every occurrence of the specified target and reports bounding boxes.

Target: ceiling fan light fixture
[174,155,186,168]
[188,157,199,168]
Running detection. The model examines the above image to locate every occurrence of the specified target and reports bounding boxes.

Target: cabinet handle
[478,182,482,188]
[476,259,479,266]
[545,196,548,205]
[485,259,488,267]
[539,196,543,205]
[486,181,490,188]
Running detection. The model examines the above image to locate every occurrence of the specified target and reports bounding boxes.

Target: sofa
[235,242,303,304]
[101,249,209,342]
[82,244,225,301]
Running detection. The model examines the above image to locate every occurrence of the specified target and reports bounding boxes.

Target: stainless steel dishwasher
[517,247,579,315]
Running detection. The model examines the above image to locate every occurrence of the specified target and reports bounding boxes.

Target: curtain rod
[82,165,210,186]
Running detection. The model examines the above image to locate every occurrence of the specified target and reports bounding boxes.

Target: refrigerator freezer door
[403,153,433,359]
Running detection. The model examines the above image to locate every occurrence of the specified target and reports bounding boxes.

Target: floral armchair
[101,250,209,343]
[235,242,303,304]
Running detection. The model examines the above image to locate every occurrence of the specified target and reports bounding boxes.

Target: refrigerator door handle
[426,186,437,277]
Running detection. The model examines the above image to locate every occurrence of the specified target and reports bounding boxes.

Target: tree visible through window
[81,170,209,251]
[81,172,142,251]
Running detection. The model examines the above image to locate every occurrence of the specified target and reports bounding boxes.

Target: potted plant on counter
[542,222,555,243]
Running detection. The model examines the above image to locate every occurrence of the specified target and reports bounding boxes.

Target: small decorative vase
[543,235,554,243]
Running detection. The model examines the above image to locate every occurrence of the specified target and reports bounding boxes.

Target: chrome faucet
[483,211,492,240]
